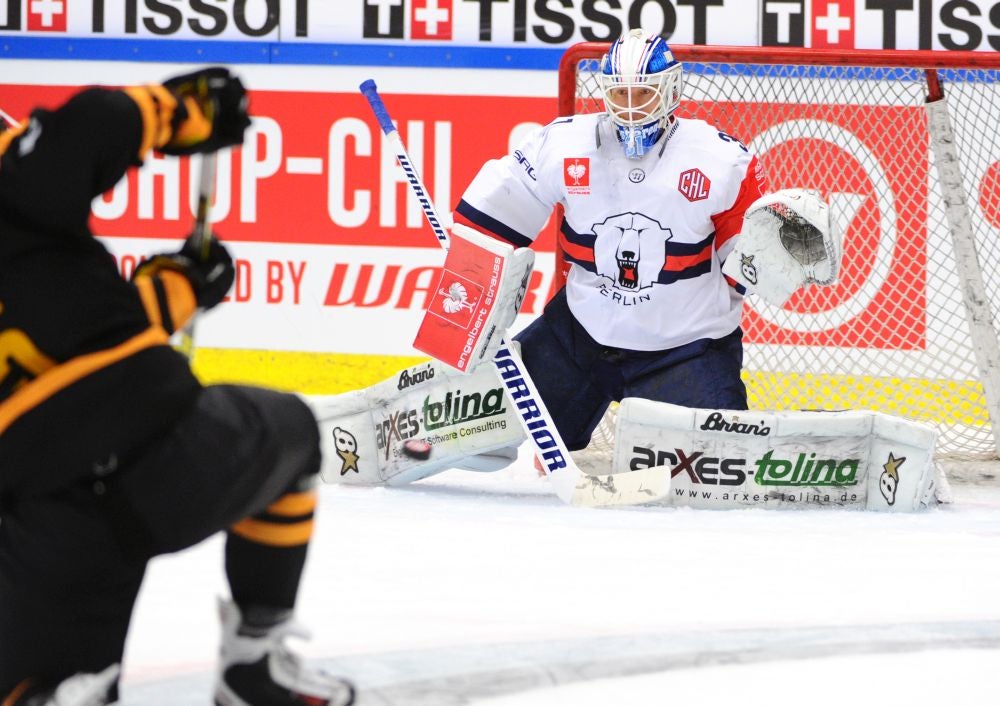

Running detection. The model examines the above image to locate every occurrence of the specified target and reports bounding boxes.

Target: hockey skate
[11,664,119,706]
[214,600,354,706]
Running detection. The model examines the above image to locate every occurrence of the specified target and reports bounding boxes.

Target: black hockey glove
[160,67,250,156]
[134,234,235,310]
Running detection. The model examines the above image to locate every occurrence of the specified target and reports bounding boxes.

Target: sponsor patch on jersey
[678,168,711,202]
[564,157,590,195]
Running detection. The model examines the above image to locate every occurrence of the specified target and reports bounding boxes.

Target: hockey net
[557,44,1000,465]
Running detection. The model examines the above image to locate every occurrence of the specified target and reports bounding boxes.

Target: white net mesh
[560,45,1000,461]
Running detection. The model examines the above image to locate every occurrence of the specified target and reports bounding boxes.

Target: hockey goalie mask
[599,29,684,159]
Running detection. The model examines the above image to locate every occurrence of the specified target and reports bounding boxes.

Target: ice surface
[120,448,1000,704]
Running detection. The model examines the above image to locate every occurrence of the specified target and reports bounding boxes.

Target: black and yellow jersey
[0,86,205,496]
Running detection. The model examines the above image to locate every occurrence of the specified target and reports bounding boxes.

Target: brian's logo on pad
[564,158,590,195]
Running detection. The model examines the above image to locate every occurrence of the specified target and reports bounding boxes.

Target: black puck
[402,439,432,460]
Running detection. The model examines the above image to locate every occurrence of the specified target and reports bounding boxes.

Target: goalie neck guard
[600,29,684,159]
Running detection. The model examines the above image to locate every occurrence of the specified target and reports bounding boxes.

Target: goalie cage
[555,44,1000,471]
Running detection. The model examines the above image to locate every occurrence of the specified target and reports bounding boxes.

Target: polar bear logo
[592,212,672,292]
[332,426,360,475]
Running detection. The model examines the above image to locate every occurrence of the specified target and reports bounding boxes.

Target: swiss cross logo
[27,0,67,32]
[411,0,452,40]
[564,158,590,194]
[812,0,854,49]
[678,168,711,202]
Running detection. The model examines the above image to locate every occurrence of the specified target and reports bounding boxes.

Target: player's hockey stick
[176,151,218,359]
[360,79,670,508]
[0,108,17,128]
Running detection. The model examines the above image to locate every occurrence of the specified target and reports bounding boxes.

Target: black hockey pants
[0,384,321,697]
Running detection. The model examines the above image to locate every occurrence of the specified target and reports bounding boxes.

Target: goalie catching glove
[414,223,534,374]
[722,188,841,306]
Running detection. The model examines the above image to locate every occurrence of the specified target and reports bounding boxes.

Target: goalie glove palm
[723,188,841,306]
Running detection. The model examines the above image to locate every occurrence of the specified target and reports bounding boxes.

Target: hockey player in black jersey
[0,70,353,706]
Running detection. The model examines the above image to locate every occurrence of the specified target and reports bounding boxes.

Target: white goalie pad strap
[413,222,534,374]
[722,188,841,306]
[613,398,937,512]
[310,359,526,486]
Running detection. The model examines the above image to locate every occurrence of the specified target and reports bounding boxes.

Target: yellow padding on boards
[230,518,314,547]
[188,349,429,395]
[746,371,991,427]
[185,348,990,428]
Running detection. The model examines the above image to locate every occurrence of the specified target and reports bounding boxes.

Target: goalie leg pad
[414,223,534,374]
[613,398,937,512]
[310,360,526,486]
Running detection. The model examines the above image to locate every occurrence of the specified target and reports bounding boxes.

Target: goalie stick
[176,152,218,359]
[359,79,670,508]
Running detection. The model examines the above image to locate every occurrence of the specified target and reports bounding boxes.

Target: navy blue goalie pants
[514,288,748,452]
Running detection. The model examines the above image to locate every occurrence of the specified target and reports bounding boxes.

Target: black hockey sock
[225,488,315,612]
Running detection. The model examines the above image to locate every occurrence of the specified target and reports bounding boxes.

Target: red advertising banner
[2,84,559,251]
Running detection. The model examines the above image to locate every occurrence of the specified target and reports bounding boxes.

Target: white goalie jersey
[455,112,768,352]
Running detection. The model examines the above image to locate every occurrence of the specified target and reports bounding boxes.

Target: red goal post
[556,43,1000,460]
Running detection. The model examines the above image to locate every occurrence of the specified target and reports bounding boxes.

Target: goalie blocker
[309,359,525,486]
[414,223,534,374]
[613,398,940,512]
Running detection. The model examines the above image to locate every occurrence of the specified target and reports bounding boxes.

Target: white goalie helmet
[599,28,684,159]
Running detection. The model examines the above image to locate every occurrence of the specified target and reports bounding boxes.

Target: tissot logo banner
[0,0,293,38]
[811,0,854,49]
[762,0,805,46]
[356,0,756,46]
[363,0,404,39]
[411,0,451,40]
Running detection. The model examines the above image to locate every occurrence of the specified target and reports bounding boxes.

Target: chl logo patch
[564,157,590,194]
[678,168,711,202]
